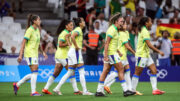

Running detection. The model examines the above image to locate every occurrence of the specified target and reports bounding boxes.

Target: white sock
[120,80,128,92]
[70,75,79,92]
[31,71,38,93]
[44,75,55,90]
[78,67,87,93]
[132,75,139,92]
[124,69,132,90]
[104,71,118,87]
[17,74,32,87]
[97,81,104,92]
[54,69,74,91]
[150,74,157,91]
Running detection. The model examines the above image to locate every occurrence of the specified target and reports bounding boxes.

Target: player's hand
[104,56,109,62]
[119,53,123,57]
[159,51,164,56]
[90,46,96,50]
[75,47,80,51]
[17,56,22,63]
[43,52,48,60]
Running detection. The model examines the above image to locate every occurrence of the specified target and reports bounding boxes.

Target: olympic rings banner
[0,54,180,82]
[0,65,180,82]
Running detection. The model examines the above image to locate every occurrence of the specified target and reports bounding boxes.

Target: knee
[151,69,157,74]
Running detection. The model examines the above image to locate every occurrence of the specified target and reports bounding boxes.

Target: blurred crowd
[0,0,180,66]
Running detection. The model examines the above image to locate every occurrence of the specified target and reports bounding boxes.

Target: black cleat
[123,90,136,97]
[95,92,106,97]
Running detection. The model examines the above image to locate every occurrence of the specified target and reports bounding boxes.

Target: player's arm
[104,36,111,61]
[71,32,79,50]
[124,43,135,55]
[39,43,48,60]
[65,33,71,46]
[145,40,164,56]
[17,39,27,63]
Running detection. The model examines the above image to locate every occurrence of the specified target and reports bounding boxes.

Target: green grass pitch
[0,82,180,101]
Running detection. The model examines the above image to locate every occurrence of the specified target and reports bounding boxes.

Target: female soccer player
[53,17,93,95]
[95,13,135,97]
[131,17,165,95]
[42,19,81,95]
[104,21,136,94]
[13,14,47,96]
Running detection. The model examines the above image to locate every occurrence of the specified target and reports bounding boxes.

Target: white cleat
[53,89,62,95]
[83,91,94,95]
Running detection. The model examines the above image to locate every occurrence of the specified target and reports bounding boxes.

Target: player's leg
[113,62,135,97]
[29,64,42,96]
[53,65,75,95]
[96,63,111,96]
[124,64,132,91]
[42,63,62,94]
[148,58,165,95]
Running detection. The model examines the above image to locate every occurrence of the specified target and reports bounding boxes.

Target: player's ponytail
[109,12,121,26]
[26,14,39,29]
[56,19,72,35]
[138,17,150,32]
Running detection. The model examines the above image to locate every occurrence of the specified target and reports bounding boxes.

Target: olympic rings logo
[147,69,168,79]
[39,69,54,79]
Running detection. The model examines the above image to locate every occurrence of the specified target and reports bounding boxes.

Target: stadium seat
[9,23,22,33]
[0,23,8,32]
[2,16,14,24]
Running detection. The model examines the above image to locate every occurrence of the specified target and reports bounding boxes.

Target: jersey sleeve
[106,28,115,38]
[143,29,150,42]
[59,33,66,42]
[121,33,129,46]
[24,28,32,40]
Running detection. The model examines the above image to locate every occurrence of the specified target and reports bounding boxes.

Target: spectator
[0,0,11,17]
[44,42,56,55]
[150,19,162,40]
[94,21,103,35]
[83,25,105,65]
[94,13,108,33]
[169,9,180,18]
[77,0,88,20]
[40,24,54,43]
[163,0,176,18]
[86,0,94,10]
[169,18,178,24]
[11,0,23,13]
[171,32,180,66]
[64,0,77,20]
[157,30,172,67]
[138,0,146,16]
[124,14,132,31]
[86,7,96,26]
[145,0,157,19]
[94,0,105,15]
[155,0,163,18]
[11,46,16,54]
[132,7,144,24]
[110,0,122,15]
[0,41,6,53]
[123,0,136,16]
[128,22,138,52]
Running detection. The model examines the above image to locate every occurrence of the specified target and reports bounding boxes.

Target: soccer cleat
[95,92,106,97]
[104,86,112,94]
[135,91,143,95]
[53,89,62,95]
[13,83,19,95]
[31,92,42,96]
[83,91,94,95]
[123,90,136,97]
[152,89,165,95]
[74,91,83,95]
[42,89,52,95]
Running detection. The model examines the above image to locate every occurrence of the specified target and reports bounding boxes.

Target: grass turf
[0,82,180,101]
